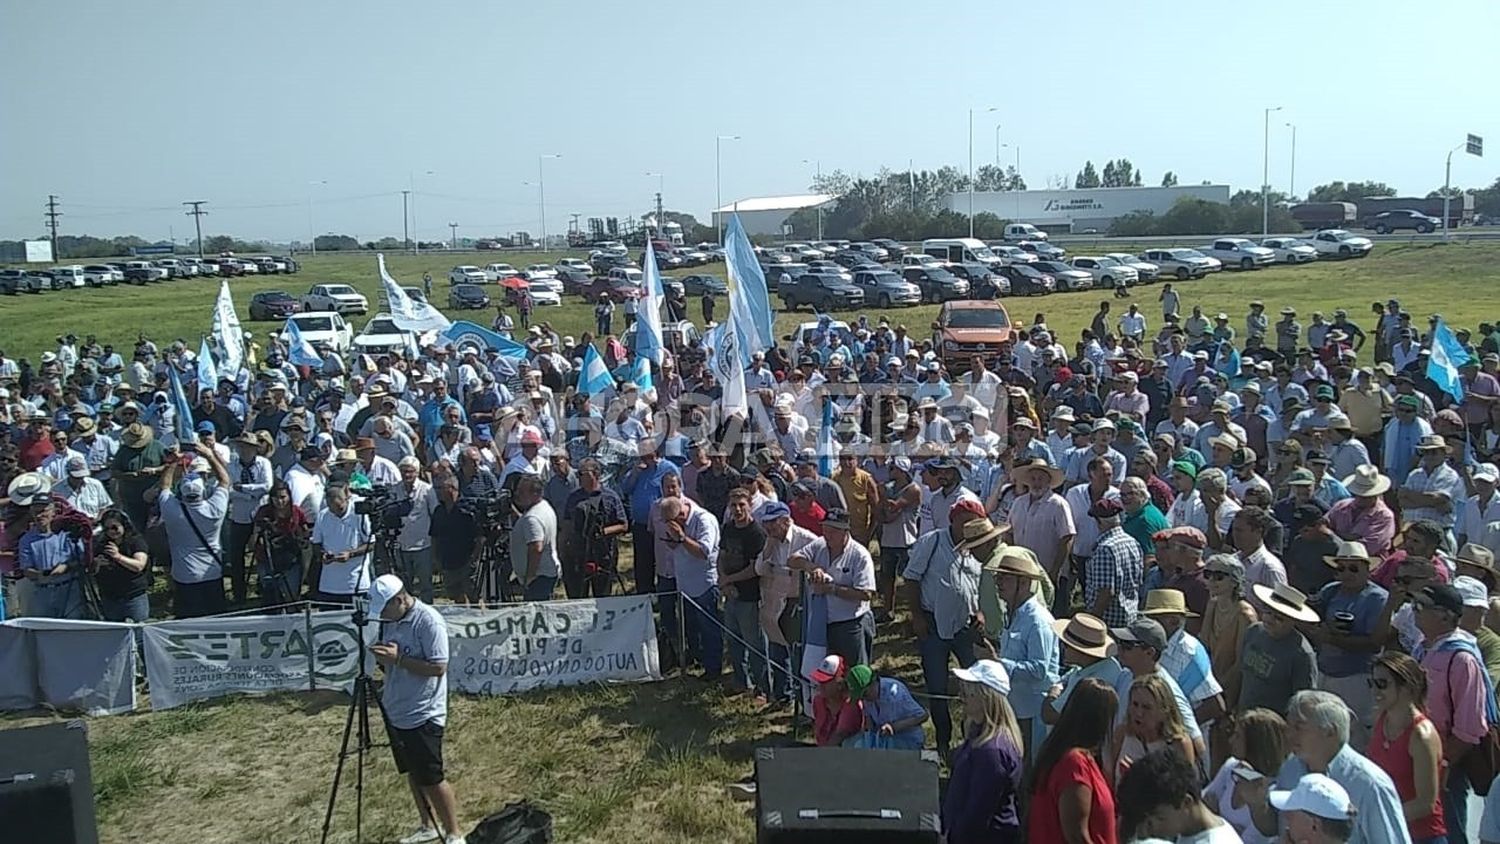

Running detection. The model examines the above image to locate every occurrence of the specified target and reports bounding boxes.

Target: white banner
[441,596,660,694]
[142,610,376,711]
[0,618,138,715]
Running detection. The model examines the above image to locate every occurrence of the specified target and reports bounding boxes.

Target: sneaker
[726,782,757,802]
[398,827,440,844]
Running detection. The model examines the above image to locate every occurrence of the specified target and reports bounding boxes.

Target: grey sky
[3,0,1495,243]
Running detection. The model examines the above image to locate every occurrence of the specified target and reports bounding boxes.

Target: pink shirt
[1327,497,1397,557]
[1421,631,1491,745]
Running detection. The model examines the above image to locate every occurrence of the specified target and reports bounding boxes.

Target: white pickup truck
[300,283,369,315]
[1198,238,1276,270]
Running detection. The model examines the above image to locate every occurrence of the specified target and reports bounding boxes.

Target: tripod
[320,603,390,844]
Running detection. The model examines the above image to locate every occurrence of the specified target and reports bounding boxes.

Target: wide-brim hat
[1253,583,1321,623]
[1455,543,1498,574]
[1051,613,1113,658]
[1322,539,1374,568]
[1141,588,1199,618]
[71,417,96,435]
[232,431,261,447]
[121,422,153,448]
[1416,434,1447,452]
[1015,457,1064,488]
[1341,464,1391,497]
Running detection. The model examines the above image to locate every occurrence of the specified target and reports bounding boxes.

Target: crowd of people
[11,288,1500,843]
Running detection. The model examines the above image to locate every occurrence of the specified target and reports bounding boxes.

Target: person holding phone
[309,483,372,605]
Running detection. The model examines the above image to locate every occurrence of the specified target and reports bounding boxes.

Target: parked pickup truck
[300,283,369,315]
[778,271,865,313]
[1198,238,1276,270]
[936,300,1015,372]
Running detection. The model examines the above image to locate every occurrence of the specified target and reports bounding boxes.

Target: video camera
[352,484,413,531]
[469,488,515,527]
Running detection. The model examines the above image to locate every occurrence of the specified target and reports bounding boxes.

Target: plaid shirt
[1085,525,1143,627]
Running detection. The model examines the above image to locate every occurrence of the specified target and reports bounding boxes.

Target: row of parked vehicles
[0,254,300,294]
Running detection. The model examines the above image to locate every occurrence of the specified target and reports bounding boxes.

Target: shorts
[879,546,908,582]
[386,719,445,787]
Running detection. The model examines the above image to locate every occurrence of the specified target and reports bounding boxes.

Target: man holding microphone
[368,573,465,844]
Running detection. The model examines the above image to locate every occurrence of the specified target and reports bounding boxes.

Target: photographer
[366,574,466,844]
[249,480,311,606]
[158,442,231,618]
[393,456,436,602]
[561,458,628,598]
[93,509,151,622]
[430,475,482,604]
[509,474,560,601]
[309,484,373,605]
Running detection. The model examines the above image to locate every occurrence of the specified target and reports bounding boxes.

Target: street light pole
[1285,123,1297,198]
[537,154,560,250]
[1003,144,1021,218]
[994,124,1002,168]
[968,107,996,238]
[1262,106,1282,237]
[644,172,664,238]
[401,190,411,252]
[715,135,739,243]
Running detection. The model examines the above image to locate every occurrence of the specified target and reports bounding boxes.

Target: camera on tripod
[353,485,414,531]
[470,488,515,525]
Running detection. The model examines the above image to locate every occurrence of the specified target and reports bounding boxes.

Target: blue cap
[755,501,791,522]
[195,420,216,434]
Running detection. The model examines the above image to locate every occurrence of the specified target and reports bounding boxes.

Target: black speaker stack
[754,746,941,843]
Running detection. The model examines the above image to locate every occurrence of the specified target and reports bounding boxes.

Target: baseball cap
[1088,498,1125,519]
[1269,773,1353,821]
[810,654,846,683]
[65,455,89,478]
[195,420,216,434]
[1418,583,1464,616]
[367,573,406,619]
[755,501,791,522]
[1476,463,1500,484]
[845,664,875,698]
[298,445,324,461]
[822,508,851,530]
[180,477,206,502]
[1286,468,1316,486]
[952,659,1011,696]
[1111,618,1168,652]
[1455,575,1490,609]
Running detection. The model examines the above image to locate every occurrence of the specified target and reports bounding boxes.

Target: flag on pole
[635,248,666,365]
[441,321,529,359]
[579,343,614,406]
[817,395,834,478]
[167,365,197,447]
[282,317,322,368]
[212,280,244,374]
[196,337,218,387]
[723,214,774,364]
[630,354,653,393]
[1428,317,1470,402]
[702,320,747,419]
[378,253,451,332]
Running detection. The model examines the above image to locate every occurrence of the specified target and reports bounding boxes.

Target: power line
[183,200,208,258]
[45,195,61,259]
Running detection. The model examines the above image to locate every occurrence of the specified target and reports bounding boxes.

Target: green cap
[1396,394,1421,410]
[846,664,875,698]
[1171,459,1198,480]
[1286,468,1316,487]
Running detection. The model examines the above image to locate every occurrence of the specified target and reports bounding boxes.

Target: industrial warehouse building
[944,184,1231,233]
[712,194,835,237]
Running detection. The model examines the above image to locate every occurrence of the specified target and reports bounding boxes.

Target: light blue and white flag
[196,337,218,387]
[630,354,654,393]
[283,317,323,368]
[167,365,197,446]
[212,279,244,374]
[579,342,614,406]
[702,318,747,419]
[723,214,774,364]
[635,248,666,365]
[378,253,452,332]
[1428,317,1470,402]
[442,321,529,360]
[817,394,834,478]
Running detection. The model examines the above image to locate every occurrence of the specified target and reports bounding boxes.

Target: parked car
[832,251,881,271]
[1199,238,1276,270]
[351,315,411,355]
[448,283,491,310]
[507,281,561,308]
[1309,229,1374,258]
[49,265,88,289]
[901,254,946,270]
[809,241,840,256]
[681,274,727,295]
[646,249,683,270]
[300,283,369,314]
[781,242,825,262]
[451,265,488,285]
[253,257,282,275]
[248,290,301,320]
[1069,256,1139,287]
[673,246,709,266]
[1003,223,1047,242]
[553,264,592,291]
[757,248,794,268]
[1366,209,1440,234]
[948,262,1009,297]
[1033,260,1093,292]
[0,269,26,295]
[282,312,353,354]
[936,300,1015,372]
[1139,248,1220,280]
[901,266,970,303]
[523,271,564,296]
[1019,240,1067,260]
[124,261,167,283]
[989,244,1037,265]
[593,240,628,257]
[271,255,300,274]
[25,270,55,291]
[870,238,909,261]
[1260,237,1319,264]
[851,269,921,308]
[1103,253,1160,281]
[556,257,591,272]
[806,260,853,282]
[996,264,1055,296]
[778,271,865,312]
[581,274,643,303]
[153,258,186,278]
[589,253,634,275]
[849,241,889,262]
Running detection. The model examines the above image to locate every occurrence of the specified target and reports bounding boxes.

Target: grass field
[5,239,1500,366]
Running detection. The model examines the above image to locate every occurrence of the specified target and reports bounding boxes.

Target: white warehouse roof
[713,194,834,214]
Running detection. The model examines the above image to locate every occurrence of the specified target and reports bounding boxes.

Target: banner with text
[441,596,660,694]
[142,610,376,711]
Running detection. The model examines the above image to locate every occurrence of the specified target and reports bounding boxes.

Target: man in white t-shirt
[508,474,560,601]
[310,484,373,604]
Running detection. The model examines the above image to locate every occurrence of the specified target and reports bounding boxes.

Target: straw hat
[1014,457,1064,489]
[1050,613,1113,659]
[121,422,153,449]
[1341,464,1391,497]
[1454,543,1497,575]
[984,546,1042,578]
[1322,539,1374,569]
[1252,583,1321,623]
[1416,434,1448,452]
[1140,588,1199,618]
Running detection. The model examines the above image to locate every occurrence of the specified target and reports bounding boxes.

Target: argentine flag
[167,365,198,446]
[630,354,653,393]
[817,395,834,478]
[635,247,666,365]
[196,337,218,387]
[579,343,614,407]
[723,214,774,364]
[1428,317,1470,402]
[283,316,323,368]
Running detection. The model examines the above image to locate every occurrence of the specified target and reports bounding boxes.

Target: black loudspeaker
[754,746,940,843]
[0,720,98,844]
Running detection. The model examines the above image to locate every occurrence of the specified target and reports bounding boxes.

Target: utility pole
[1445,134,1483,242]
[401,190,411,252]
[1262,106,1282,237]
[655,192,664,238]
[44,195,61,259]
[448,222,458,250]
[183,201,207,258]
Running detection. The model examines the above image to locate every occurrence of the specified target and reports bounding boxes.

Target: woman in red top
[1367,651,1446,842]
[1025,677,1118,844]
[249,479,311,607]
[809,655,863,747]
[788,483,826,534]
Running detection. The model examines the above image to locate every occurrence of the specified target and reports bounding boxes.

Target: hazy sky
[3,0,1495,243]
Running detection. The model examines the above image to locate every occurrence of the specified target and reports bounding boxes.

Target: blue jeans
[30,575,87,619]
[99,592,151,623]
[767,641,795,703]
[1444,764,1468,842]
[917,611,979,752]
[524,575,557,602]
[682,586,723,677]
[396,548,434,603]
[724,596,767,694]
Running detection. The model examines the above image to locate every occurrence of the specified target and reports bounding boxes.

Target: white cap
[367,573,406,619]
[179,477,205,502]
[1269,773,1353,821]
[1092,418,1115,433]
[952,659,1011,696]
[1477,463,1500,484]
[66,455,89,478]
[1455,575,1490,609]
[1051,406,1075,421]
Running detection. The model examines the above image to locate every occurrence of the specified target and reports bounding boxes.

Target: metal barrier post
[305,602,316,692]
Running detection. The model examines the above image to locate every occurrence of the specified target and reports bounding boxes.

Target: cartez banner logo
[450,332,486,353]
[160,620,363,685]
